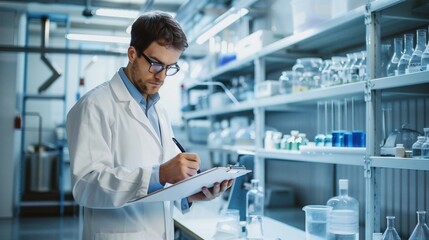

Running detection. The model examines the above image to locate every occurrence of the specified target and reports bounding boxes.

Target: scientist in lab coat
[66,11,233,240]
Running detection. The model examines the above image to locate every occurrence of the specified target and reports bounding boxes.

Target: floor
[0,216,81,240]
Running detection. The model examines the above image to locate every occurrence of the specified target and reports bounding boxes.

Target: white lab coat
[66,73,184,240]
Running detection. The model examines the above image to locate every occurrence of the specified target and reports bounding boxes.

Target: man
[66,11,232,240]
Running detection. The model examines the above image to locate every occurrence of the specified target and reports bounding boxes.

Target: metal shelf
[256,148,364,166]
[370,156,429,170]
[372,70,429,90]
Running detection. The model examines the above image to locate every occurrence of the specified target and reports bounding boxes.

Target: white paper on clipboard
[129,166,251,203]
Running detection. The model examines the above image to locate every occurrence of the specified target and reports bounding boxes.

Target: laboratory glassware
[422,128,429,159]
[397,33,414,75]
[381,216,401,240]
[408,211,429,240]
[342,53,356,83]
[330,56,347,86]
[216,209,242,238]
[302,205,332,240]
[288,130,300,150]
[408,29,427,73]
[279,71,293,94]
[412,136,426,158]
[421,25,429,71]
[246,179,264,239]
[358,51,367,81]
[321,59,332,88]
[350,52,362,82]
[381,44,391,77]
[327,179,359,240]
[387,38,403,77]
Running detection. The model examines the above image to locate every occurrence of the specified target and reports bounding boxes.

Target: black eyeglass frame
[141,52,180,76]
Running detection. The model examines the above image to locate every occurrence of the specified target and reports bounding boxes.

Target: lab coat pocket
[94,230,152,240]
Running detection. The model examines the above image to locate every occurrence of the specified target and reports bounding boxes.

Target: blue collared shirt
[118,68,190,211]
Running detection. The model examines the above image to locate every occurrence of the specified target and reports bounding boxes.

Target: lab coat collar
[110,73,163,148]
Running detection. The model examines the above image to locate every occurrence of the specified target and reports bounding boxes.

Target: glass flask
[381,44,391,78]
[412,136,426,158]
[292,58,306,92]
[408,211,429,240]
[327,179,359,240]
[329,56,347,86]
[397,33,414,75]
[421,25,429,71]
[358,51,367,81]
[350,52,362,82]
[279,71,293,94]
[387,38,403,77]
[408,29,427,73]
[422,128,429,159]
[246,179,264,239]
[381,216,401,240]
[343,53,356,83]
[321,59,332,88]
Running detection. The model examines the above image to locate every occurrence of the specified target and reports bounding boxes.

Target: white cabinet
[183,0,429,239]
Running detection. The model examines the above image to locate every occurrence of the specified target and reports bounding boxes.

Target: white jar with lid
[395,143,405,158]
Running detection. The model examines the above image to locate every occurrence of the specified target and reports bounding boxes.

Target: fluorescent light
[95,8,140,19]
[66,33,130,44]
[196,8,249,45]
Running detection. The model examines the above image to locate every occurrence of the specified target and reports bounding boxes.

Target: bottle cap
[418,136,426,140]
[339,179,348,189]
[396,144,404,147]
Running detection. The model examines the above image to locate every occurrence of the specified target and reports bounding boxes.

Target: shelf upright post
[253,56,266,188]
[365,1,382,239]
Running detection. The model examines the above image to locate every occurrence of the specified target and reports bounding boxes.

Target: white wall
[0,9,25,218]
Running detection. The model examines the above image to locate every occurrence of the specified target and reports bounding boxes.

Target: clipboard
[130,166,251,203]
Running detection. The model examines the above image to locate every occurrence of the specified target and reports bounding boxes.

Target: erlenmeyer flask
[421,25,429,71]
[387,38,402,77]
[408,211,429,240]
[408,29,427,73]
[381,216,401,240]
[397,33,414,75]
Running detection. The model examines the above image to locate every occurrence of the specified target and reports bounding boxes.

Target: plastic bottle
[387,37,403,77]
[408,29,427,73]
[397,33,414,75]
[246,179,264,239]
[288,130,299,150]
[395,144,405,158]
[76,78,86,100]
[412,136,426,158]
[421,25,429,71]
[327,179,359,240]
[408,211,429,240]
[381,216,401,240]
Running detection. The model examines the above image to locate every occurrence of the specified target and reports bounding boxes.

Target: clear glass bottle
[412,136,426,158]
[279,71,293,94]
[350,52,362,82]
[408,211,429,240]
[358,51,367,81]
[321,59,332,88]
[327,179,359,240]
[422,128,429,159]
[381,44,392,78]
[246,179,264,239]
[342,53,356,83]
[387,37,403,77]
[381,216,401,240]
[408,29,427,73]
[397,33,414,75]
[421,25,429,71]
[330,56,347,86]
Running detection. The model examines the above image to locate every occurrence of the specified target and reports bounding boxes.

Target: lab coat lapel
[110,73,162,147]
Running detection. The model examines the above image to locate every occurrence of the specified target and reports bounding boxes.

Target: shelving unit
[183,0,429,239]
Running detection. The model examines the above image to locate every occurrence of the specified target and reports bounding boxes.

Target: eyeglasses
[141,52,180,76]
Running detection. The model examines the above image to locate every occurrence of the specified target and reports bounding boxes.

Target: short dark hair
[130,11,188,56]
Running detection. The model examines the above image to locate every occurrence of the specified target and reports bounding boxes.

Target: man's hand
[159,153,200,185]
[187,179,234,203]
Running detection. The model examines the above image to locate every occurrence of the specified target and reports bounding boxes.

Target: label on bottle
[329,210,359,234]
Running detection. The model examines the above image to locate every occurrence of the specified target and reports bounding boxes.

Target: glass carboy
[246,179,264,239]
[408,211,429,240]
[327,179,359,240]
[381,216,401,240]
[397,33,414,75]
[408,29,427,73]
[387,38,403,77]
[421,26,429,71]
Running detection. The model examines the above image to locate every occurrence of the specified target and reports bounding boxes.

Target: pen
[172,137,201,174]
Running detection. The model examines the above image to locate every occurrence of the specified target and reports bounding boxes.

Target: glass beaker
[397,33,414,75]
[421,25,429,71]
[216,209,242,238]
[408,29,427,73]
[303,205,332,240]
[408,211,429,240]
[387,37,403,77]
[381,216,401,240]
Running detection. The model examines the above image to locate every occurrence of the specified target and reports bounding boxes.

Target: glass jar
[279,71,293,94]
[293,58,323,91]
[408,29,427,73]
[397,33,414,75]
